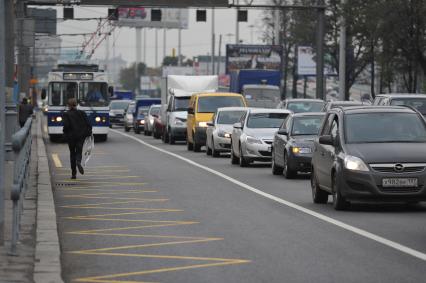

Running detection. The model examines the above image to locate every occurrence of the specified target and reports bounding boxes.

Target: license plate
[382,178,418,187]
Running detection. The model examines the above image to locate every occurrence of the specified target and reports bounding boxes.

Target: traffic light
[196,10,207,22]
[108,8,118,21]
[63,7,74,20]
[238,10,248,22]
[151,9,162,21]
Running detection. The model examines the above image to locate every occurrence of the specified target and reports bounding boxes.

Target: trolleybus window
[49,82,77,106]
[79,82,109,106]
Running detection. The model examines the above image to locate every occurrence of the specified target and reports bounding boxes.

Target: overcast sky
[56,6,266,68]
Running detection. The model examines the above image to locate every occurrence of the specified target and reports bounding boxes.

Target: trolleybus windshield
[79,82,109,106]
[49,82,78,106]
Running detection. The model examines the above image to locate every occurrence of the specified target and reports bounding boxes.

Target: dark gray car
[277,99,325,113]
[311,106,426,210]
[272,113,325,178]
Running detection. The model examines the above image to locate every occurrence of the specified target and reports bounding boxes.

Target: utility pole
[235,0,240,44]
[178,9,182,67]
[112,29,116,84]
[155,29,158,68]
[316,3,326,100]
[135,28,142,94]
[217,34,222,75]
[0,0,6,246]
[338,0,347,101]
[163,28,166,65]
[211,8,215,75]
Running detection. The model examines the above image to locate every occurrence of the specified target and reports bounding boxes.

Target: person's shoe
[71,175,76,180]
[77,163,84,175]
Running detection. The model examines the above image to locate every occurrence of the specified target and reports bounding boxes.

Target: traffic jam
[109,75,426,210]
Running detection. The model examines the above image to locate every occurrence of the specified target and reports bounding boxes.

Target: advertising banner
[115,7,189,29]
[226,44,283,74]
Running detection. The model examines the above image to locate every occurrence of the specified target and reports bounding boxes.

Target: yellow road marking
[58,181,146,185]
[62,196,161,201]
[62,190,157,197]
[64,211,181,218]
[60,199,169,208]
[52,153,63,168]
[56,185,149,190]
[57,174,132,177]
[43,124,48,134]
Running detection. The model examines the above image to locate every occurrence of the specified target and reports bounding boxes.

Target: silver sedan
[230,108,292,167]
[206,107,247,157]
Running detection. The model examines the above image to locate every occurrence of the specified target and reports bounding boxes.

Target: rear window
[198,96,245,113]
[217,111,246,125]
[149,107,160,116]
[345,113,426,143]
[174,97,191,111]
[287,101,325,113]
[391,98,426,114]
[110,101,130,110]
[138,107,149,115]
[291,116,324,136]
[247,113,289,128]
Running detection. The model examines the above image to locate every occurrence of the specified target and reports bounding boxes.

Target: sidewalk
[0,114,63,283]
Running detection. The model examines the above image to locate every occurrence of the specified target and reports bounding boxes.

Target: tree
[119,62,146,92]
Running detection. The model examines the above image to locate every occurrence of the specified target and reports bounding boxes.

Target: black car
[373,94,426,115]
[311,106,426,210]
[322,100,364,112]
[272,113,325,178]
[277,99,325,113]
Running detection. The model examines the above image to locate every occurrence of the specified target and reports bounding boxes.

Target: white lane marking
[111,129,426,261]
[52,153,63,168]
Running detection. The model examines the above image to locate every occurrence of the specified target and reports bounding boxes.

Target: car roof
[149,104,162,108]
[243,84,280,90]
[328,100,363,105]
[291,112,326,118]
[248,108,292,114]
[216,107,248,112]
[286,99,324,103]
[375,93,426,99]
[335,106,417,114]
[193,92,243,97]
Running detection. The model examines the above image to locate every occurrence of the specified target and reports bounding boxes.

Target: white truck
[162,75,218,144]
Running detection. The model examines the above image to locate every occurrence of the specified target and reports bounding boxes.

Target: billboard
[115,7,189,29]
[81,0,229,7]
[226,44,283,74]
[297,46,337,76]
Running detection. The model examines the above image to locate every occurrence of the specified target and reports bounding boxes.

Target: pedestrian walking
[18,97,33,127]
[62,98,92,179]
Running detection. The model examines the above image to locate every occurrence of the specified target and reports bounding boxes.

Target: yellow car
[187,92,247,152]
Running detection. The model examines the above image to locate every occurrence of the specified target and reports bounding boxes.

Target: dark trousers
[67,138,85,176]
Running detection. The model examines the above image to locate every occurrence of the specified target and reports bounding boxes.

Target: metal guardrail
[9,117,32,255]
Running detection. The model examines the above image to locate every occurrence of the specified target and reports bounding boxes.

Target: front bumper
[110,116,124,125]
[213,135,231,152]
[170,126,187,140]
[243,142,272,161]
[338,168,426,202]
[288,153,312,172]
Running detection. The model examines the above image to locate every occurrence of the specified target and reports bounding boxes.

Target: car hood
[346,143,426,163]
[171,111,188,120]
[289,135,317,146]
[217,124,233,133]
[244,128,278,140]
[110,109,125,115]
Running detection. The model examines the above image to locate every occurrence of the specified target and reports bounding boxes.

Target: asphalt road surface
[44,125,426,283]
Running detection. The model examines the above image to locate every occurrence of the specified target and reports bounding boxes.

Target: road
[44,124,426,283]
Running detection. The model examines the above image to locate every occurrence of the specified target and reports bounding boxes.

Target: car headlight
[109,112,115,117]
[198,121,208,127]
[149,117,154,123]
[344,155,369,172]
[95,116,101,122]
[174,118,186,126]
[217,131,231,138]
[224,133,231,138]
[56,116,62,122]
[246,136,262,144]
[139,120,145,125]
[292,146,311,154]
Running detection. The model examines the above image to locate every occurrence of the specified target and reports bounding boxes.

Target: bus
[45,64,113,142]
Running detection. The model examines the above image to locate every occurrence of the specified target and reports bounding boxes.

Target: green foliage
[119,62,147,92]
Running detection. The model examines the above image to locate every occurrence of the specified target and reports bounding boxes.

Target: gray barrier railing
[9,117,32,255]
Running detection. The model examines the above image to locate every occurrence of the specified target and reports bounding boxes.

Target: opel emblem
[394,164,404,172]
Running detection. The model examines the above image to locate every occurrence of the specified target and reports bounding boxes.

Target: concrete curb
[33,115,64,283]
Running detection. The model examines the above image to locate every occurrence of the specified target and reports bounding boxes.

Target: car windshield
[174,97,191,111]
[390,98,426,114]
[247,113,289,128]
[198,96,245,113]
[287,101,324,113]
[138,107,149,115]
[330,103,362,109]
[244,88,280,101]
[345,113,426,143]
[49,82,78,106]
[217,111,246,125]
[150,107,160,116]
[127,104,135,113]
[291,116,324,136]
[110,101,130,110]
[79,82,109,106]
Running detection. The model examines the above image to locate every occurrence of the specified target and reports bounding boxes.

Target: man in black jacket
[18,98,34,127]
[63,98,92,179]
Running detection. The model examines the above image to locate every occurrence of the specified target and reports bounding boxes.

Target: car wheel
[332,172,350,210]
[311,169,328,204]
[144,129,149,136]
[239,145,249,167]
[162,129,169,143]
[124,126,130,132]
[212,139,220,157]
[206,141,212,155]
[230,142,239,165]
[109,125,112,128]
[187,140,193,151]
[168,130,175,144]
[271,150,283,175]
[134,127,140,134]
[193,132,201,152]
[283,152,297,179]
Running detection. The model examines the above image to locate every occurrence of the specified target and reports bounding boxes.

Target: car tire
[135,127,140,134]
[332,172,350,210]
[239,145,249,167]
[124,126,130,132]
[193,132,201,152]
[271,150,283,175]
[162,129,169,143]
[109,125,112,128]
[144,129,148,136]
[230,142,239,165]
[212,139,220,157]
[283,152,297,179]
[96,134,108,142]
[168,130,175,144]
[311,169,328,204]
[187,140,193,151]
[206,143,212,155]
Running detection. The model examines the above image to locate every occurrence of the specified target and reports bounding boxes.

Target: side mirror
[41,88,47,100]
[233,122,242,129]
[152,114,159,118]
[207,122,214,127]
[188,107,194,114]
[319,135,333,145]
[108,86,114,97]
[277,129,288,136]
